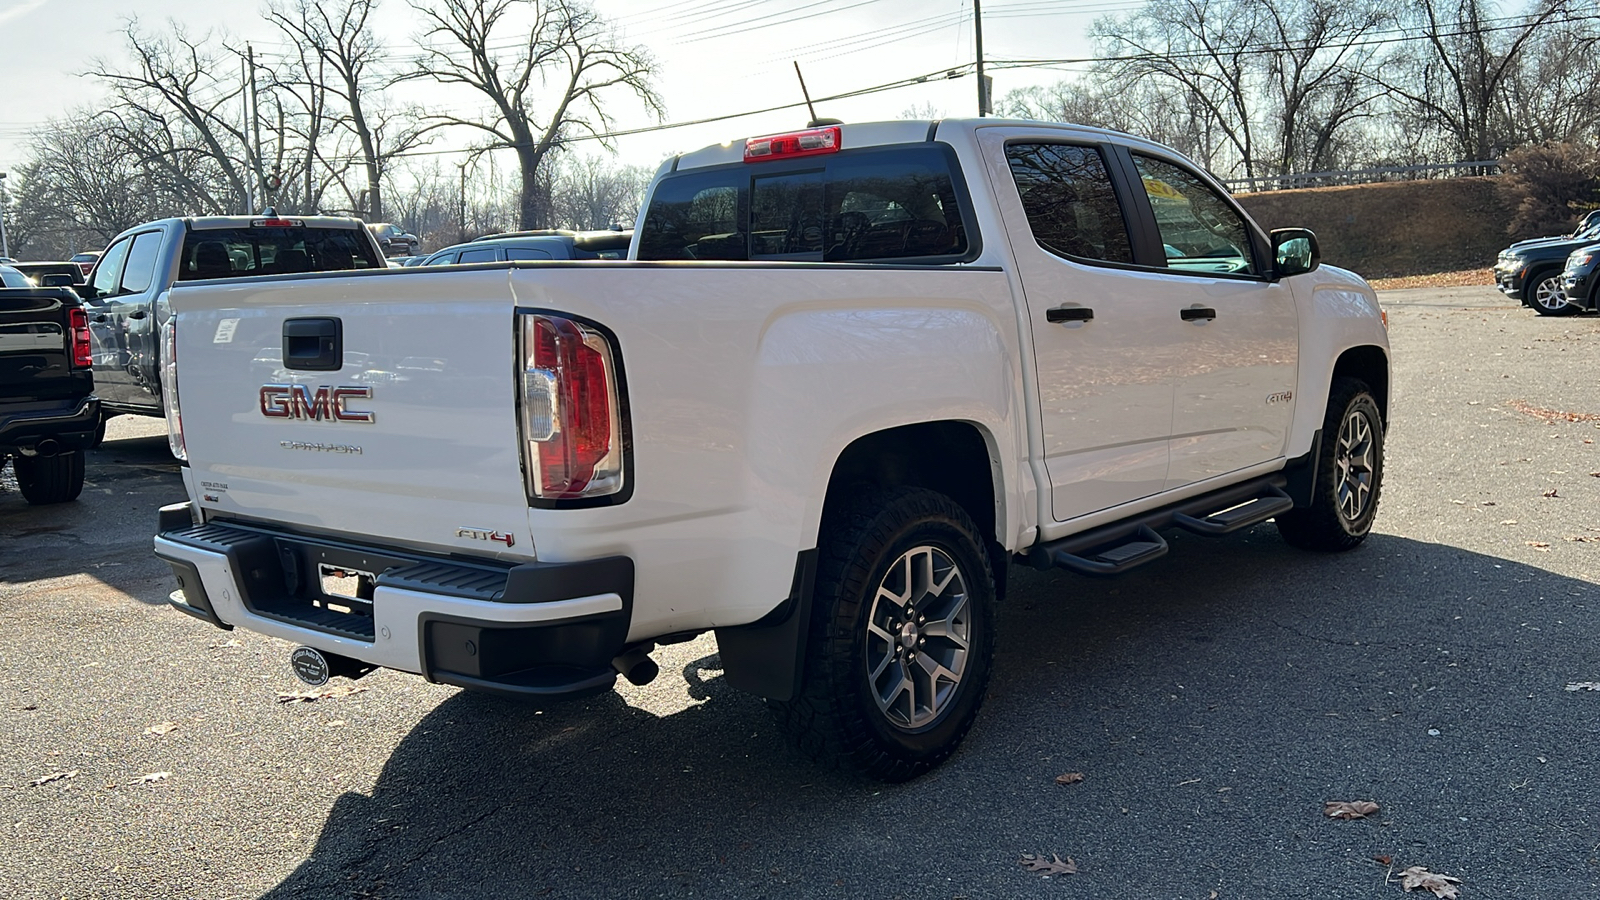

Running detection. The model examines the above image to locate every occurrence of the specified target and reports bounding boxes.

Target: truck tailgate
[171,269,531,555]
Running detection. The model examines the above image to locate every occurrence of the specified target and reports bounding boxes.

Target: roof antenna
[794,62,841,128]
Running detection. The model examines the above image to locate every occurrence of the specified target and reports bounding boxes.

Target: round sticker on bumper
[291,646,330,686]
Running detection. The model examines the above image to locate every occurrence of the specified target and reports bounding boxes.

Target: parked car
[12,261,86,287]
[153,118,1389,782]
[420,230,632,265]
[80,211,385,421]
[1,280,98,503]
[366,222,420,257]
[1558,243,1600,312]
[1493,220,1600,315]
[69,251,101,277]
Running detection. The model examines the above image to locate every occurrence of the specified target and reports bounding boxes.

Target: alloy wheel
[865,545,971,730]
[1335,408,1375,523]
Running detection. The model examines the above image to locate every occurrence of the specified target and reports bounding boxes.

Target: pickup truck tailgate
[171,269,531,554]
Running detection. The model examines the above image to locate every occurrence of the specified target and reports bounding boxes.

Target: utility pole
[974,0,989,116]
[0,172,10,259]
[458,160,468,244]
[241,54,254,214]
[248,43,265,211]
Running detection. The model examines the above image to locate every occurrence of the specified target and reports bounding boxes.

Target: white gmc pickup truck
[153,119,1389,781]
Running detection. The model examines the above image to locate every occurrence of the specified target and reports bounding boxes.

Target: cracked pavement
[3,285,1600,898]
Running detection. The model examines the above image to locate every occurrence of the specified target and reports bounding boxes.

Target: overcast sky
[0,0,1114,182]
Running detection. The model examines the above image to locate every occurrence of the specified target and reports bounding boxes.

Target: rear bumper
[0,396,100,454]
[153,504,634,701]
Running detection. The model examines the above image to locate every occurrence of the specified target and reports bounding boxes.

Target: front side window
[1005,143,1133,264]
[457,247,499,263]
[119,231,164,293]
[91,238,132,297]
[1133,154,1257,276]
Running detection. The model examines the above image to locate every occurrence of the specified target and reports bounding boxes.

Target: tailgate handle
[282,317,343,371]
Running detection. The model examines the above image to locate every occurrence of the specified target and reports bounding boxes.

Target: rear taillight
[68,307,91,368]
[517,313,623,501]
[160,319,185,461]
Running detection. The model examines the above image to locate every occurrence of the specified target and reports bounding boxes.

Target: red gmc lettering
[259,384,374,423]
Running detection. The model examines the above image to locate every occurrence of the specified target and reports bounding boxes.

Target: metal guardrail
[1224,161,1501,193]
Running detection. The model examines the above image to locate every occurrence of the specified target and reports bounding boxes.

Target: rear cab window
[178,226,381,281]
[637,144,975,264]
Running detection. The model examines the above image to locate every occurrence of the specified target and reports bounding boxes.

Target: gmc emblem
[260,384,375,423]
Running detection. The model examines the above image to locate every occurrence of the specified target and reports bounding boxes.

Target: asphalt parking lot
[3,284,1599,899]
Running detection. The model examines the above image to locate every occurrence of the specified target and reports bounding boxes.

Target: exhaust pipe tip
[612,644,659,687]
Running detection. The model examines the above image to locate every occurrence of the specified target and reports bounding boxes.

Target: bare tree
[550,154,651,230]
[1093,0,1265,179]
[1375,0,1572,162]
[403,0,662,229]
[1256,0,1391,175]
[8,115,167,257]
[91,22,256,213]
[266,0,426,221]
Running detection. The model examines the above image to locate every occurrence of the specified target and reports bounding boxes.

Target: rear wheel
[771,487,996,782]
[15,451,85,505]
[1527,271,1576,316]
[1277,377,1382,551]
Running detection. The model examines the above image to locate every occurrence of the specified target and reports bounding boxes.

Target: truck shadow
[259,531,1600,898]
[0,433,183,597]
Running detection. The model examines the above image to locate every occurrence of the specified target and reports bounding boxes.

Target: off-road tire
[1527,270,1576,316]
[1276,377,1382,551]
[770,486,997,782]
[15,451,85,505]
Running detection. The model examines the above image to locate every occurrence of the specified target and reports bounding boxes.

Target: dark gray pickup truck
[0,285,98,504]
[82,212,383,420]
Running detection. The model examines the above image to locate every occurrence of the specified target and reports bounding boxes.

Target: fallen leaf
[1019,853,1077,876]
[1500,519,1519,525]
[1543,489,1560,498]
[1054,772,1084,785]
[131,772,170,785]
[325,720,346,728]
[29,769,78,787]
[1564,535,1599,543]
[145,722,179,736]
[1565,682,1600,691]
[275,685,367,704]
[1399,865,1461,898]
[1323,800,1381,819]
[1374,854,1394,866]
[1525,541,1551,551]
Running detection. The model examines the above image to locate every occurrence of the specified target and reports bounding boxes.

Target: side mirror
[1271,228,1320,279]
[74,283,101,303]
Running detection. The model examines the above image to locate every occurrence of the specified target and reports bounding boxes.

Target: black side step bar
[1172,486,1294,536]
[1028,476,1290,577]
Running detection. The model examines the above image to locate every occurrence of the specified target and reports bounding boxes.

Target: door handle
[127,309,148,320]
[1046,306,1094,323]
[1181,306,1217,322]
[93,314,108,323]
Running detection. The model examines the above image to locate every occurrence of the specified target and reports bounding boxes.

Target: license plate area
[317,564,375,614]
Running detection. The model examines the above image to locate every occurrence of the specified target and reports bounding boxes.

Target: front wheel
[15,451,86,505]
[771,487,997,782]
[1276,377,1383,551]
[1528,271,1576,316]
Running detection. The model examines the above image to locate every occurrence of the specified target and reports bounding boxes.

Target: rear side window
[637,144,971,263]
[177,227,380,281]
[458,248,500,264]
[637,171,745,261]
[505,247,554,261]
[1005,143,1133,264]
